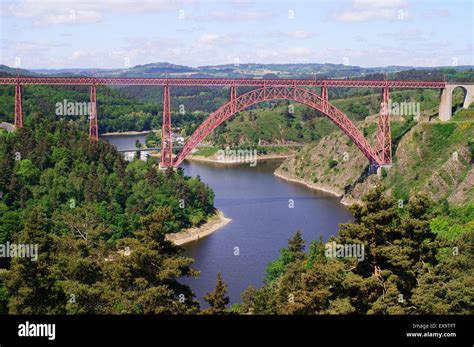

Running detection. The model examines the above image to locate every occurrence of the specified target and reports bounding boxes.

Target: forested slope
[0,116,215,313]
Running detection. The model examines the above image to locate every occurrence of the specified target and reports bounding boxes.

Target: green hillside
[276,120,474,207]
[386,122,474,203]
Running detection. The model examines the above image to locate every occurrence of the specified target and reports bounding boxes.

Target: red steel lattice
[160,83,172,167]
[89,85,98,141]
[2,76,449,168]
[172,86,380,167]
[14,82,23,129]
[376,85,392,165]
[0,77,447,89]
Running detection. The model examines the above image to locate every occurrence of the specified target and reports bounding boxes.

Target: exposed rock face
[448,166,474,204]
[341,174,380,205]
[275,133,370,199]
[387,123,474,204]
[424,146,472,202]
[276,122,474,206]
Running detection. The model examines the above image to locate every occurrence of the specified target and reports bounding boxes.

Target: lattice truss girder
[14,83,23,129]
[173,86,380,167]
[89,85,98,141]
[376,87,392,165]
[0,77,447,89]
[160,84,173,166]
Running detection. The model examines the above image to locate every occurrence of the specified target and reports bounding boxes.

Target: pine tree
[411,232,474,314]
[103,207,200,314]
[288,230,305,260]
[203,272,230,314]
[5,206,65,314]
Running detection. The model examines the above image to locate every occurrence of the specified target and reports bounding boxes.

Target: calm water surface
[103,134,353,305]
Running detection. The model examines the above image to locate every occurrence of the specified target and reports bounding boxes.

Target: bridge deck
[0,77,447,89]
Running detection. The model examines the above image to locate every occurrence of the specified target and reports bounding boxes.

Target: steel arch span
[171,86,380,167]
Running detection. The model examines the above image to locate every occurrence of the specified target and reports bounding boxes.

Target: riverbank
[101,130,151,136]
[273,169,356,205]
[165,210,231,246]
[187,154,289,164]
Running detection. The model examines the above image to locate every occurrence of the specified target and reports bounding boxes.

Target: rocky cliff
[275,121,474,206]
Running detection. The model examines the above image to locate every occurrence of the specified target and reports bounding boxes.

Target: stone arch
[439,83,474,121]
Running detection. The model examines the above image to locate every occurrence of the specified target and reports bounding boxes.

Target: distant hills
[1,62,473,80]
[0,64,39,76]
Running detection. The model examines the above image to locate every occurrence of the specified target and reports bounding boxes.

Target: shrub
[468,138,474,162]
[328,159,338,169]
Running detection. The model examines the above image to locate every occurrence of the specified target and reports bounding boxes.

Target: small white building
[123,151,149,162]
[124,152,135,162]
[140,151,149,161]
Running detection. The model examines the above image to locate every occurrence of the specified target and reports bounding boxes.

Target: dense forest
[0,116,216,313]
[233,188,473,315]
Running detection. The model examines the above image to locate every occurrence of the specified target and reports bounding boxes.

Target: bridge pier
[375,85,392,165]
[463,86,474,109]
[376,164,392,176]
[230,83,237,113]
[89,85,98,141]
[14,82,23,129]
[160,83,172,168]
[321,82,328,113]
[439,83,474,121]
[439,87,452,121]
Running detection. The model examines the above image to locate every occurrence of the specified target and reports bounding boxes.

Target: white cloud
[287,47,312,57]
[40,10,102,25]
[198,34,221,44]
[0,0,469,69]
[379,28,426,42]
[261,30,313,41]
[5,0,187,26]
[286,30,312,40]
[69,50,89,60]
[336,9,397,22]
[334,0,410,22]
[1,35,470,69]
[3,39,65,53]
[353,0,408,9]
[191,9,273,22]
[253,49,279,60]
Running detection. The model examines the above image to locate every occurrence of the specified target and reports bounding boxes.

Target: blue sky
[0,0,472,69]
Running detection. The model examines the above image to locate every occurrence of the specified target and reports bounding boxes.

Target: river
[102,134,353,306]
[100,133,147,151]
